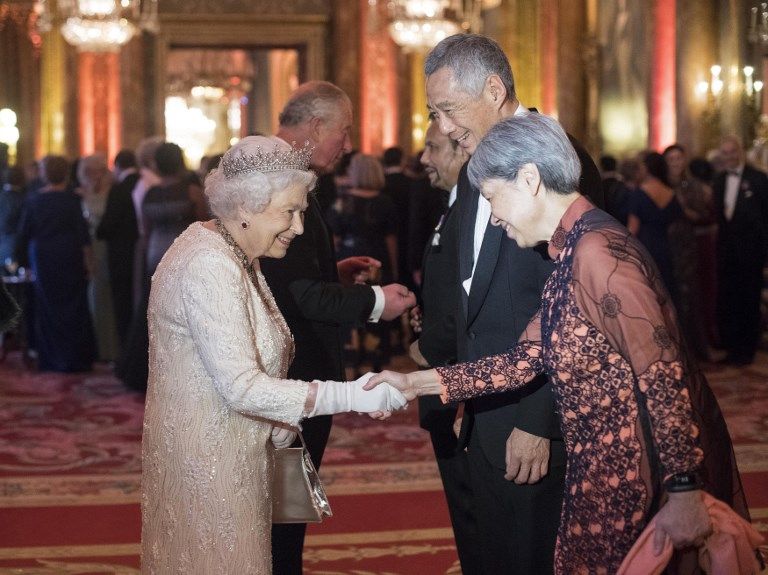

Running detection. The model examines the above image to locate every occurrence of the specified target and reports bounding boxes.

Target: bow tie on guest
[727,170,741,177]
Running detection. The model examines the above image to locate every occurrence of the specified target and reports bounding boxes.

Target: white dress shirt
[463,103,530,295]
[724,165,743,222]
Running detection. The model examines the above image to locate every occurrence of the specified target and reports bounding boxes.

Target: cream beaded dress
[141,222,309,574]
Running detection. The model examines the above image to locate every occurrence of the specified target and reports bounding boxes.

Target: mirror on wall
[164,47,299,168]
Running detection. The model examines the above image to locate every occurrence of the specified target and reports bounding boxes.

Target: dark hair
[663,143,686,157]
[689,157,714,183]
[40,155,70,185]
[643,152,669,186]
[154,143,186,177]
[600,154,617,172]
[114,149,137,170]
[382,147,403,167]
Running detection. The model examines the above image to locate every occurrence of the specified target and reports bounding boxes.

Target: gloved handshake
[308,372,409,417]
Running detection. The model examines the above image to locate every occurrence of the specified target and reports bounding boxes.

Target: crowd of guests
[600,135,768,366]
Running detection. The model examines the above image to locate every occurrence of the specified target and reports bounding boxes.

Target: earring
[241,221,249,229]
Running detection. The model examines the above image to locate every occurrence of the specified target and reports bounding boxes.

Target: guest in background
[96,149,141,350]
[714,135,768,365]
[627,151,682,303]
[600,154,631,225]
[407,149,444,289]
[382,146,413,290]
[328,153,398,373]
[77,153,119,362]
[0,166,26,272]
[664,144,715,360]
[16,155,96,372]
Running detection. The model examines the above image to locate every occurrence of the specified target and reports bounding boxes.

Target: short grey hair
[278,81,351,127]
[425,34,516,99]
[468,114,581,195]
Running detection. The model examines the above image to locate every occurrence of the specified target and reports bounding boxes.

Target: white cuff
[368,285,385,322]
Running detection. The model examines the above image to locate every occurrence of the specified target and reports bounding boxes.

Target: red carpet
[0,352,766,574]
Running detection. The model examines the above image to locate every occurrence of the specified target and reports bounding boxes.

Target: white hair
[205,136,317,220]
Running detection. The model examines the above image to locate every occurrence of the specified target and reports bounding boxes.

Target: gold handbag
[271,432,333,524]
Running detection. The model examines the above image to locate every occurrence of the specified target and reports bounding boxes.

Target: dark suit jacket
[456,131,603,469]
[417,190,462,432]
[260,195,375,381]
[713,164,768,270]
[383,170,413,283]
[96,172,140,281]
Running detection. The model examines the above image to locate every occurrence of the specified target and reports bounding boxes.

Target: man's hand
[380,283,416,321]
[337,256,381,287]
[409,306,422,334]
[409,340,430,368]
[504,428,550,484]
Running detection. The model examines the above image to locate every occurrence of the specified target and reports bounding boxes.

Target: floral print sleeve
[570,228,703,477]
[435,311,544,403]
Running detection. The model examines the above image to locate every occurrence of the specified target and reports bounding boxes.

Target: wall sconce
[695,64,762,108]
[0,108,20,165]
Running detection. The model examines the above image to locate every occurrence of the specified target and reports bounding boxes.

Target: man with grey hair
[424,33,602,573]
[260,80,416,574]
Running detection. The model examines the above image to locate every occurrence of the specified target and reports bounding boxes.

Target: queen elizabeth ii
[141,136,406,574]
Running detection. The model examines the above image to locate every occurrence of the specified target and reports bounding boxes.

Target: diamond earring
[241,221,249,229]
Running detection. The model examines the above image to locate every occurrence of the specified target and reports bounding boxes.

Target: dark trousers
[428,415,483,574]
[466,430,566,575]
[717,255,764,362]
[271,414,333,575]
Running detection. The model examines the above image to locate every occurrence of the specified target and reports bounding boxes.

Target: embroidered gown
[436,197,747,574]
[141,222,309,574]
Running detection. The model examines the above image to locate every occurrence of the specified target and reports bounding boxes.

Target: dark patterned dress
[436,196,746,574]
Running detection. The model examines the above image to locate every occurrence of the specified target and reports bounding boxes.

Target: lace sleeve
[435,311,543,403]
[572,229,703,476]
[181,249,310,426]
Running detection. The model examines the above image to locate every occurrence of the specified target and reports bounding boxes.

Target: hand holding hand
[652,490,712,555]
[310,372,408,417]
[337,256,381,287]
[409,306,422,334]
[271,424,298,449]
[504,428,550,484]
[380,283,417,321]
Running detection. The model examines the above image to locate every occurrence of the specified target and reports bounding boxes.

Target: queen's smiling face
[243,183,309,260]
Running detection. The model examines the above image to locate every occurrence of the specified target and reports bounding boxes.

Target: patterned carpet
[0,351,766,574]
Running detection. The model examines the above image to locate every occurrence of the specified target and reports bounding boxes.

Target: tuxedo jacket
[713,164,768,270]
[455,132,603,469]
[96,172,140,280]
[417,188,463,432]
[260,195,375,382]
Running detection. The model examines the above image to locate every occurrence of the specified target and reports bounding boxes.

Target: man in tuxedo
[714,135,768,365]
[424,34,602,574]
[260,81,417,575]
[409,122,483,572]
[96,149,140,348]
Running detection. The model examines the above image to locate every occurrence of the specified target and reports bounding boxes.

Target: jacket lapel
[466,221,502,325]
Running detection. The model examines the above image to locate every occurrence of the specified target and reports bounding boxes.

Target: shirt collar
[727,164,744,177]
[547,195,594,260]
[513,101,530,117]
[448,184,457,207]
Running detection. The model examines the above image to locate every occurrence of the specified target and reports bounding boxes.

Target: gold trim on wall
[152,14,328,137]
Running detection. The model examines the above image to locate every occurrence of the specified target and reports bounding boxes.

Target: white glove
[271,424,298,449]
[309,372,409,417]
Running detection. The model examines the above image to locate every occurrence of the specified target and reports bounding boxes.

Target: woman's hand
[652,490,712,555]
[271,424,298,449]
[365,369,443,401]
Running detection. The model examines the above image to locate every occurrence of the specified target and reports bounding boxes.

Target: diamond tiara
[221,141,314,179]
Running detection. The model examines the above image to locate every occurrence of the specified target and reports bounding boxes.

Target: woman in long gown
[141,136,406,574]
[368,115,751,574]
[15,155,96,372]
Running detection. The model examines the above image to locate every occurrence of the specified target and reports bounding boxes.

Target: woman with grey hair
[141,135,406,574]
[368,115,751,573]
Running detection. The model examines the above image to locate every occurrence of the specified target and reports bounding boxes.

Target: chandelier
[35,0,159,52]
[749,3,768,47]
[387,0,463,51]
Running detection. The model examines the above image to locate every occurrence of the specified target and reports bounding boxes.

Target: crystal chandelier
[35,0,159,52]
[387,0,462,51]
